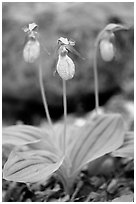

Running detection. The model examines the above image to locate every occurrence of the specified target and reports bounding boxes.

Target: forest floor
[2,99,134,202]
[2,145,134,202]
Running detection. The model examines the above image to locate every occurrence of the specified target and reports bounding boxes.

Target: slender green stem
[93,44,99,114]
[62,79,67,154]
[93,29,106,114]
[38,62,53,130]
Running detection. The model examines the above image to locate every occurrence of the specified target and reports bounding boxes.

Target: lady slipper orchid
[23,23,40,63]
[99,39,115,62]
[98,24,128,62]
[57,45,75,80]
[22,23,53,130]
[23,40,40,63]
[2,24,133,199]
[93,23,128,112]
[56,37,84,80]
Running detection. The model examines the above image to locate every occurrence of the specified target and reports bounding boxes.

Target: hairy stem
[62,79,67,154]
[93,29,106,114]
[93,44,99,113]
[39,63,53,130]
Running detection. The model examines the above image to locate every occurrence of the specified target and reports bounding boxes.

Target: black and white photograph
[2,2,134,202]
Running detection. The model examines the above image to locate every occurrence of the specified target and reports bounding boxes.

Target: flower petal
[57,55,75,80]
[104,23,128,32]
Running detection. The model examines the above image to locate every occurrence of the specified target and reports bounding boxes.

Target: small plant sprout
[3,25,133,198]
[93,23,128,114]
[23,23,53,130]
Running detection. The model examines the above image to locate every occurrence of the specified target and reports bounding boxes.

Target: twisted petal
[104,23,128,32]
[28,23,38,31]
[58,37,69,45]
[65,45,85,60]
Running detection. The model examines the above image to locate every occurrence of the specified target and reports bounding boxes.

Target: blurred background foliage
[2,2,134,125]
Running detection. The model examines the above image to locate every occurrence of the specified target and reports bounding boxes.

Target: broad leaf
[111,132,134,158]
[2,113,129,196]
[54,122,79,151]
[3,139,63,183]
[67,114,125,175]
[2,125,51,146]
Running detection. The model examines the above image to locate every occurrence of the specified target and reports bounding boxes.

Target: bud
[99,39,114,62]
[57,55,75,80]
[23,40,40,63]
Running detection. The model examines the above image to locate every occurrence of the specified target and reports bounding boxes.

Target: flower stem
[93,29,106,114]
[62,79,67,154]
[93,44,99,114]
[38,62,53,130]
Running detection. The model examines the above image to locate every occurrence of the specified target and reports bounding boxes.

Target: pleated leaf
[54,122,79,152]
[111,132,134,158]
[2,125,51,146]
[3,139,63,183]
[67,114,125,175]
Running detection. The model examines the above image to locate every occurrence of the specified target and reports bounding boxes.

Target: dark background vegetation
[2,2,134,125]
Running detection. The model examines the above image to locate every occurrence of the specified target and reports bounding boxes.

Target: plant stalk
[93,29,106,114]
[93,44,99,114]
[62,79,67,154]
[39,62,53,130]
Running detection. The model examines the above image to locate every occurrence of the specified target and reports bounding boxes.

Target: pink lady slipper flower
[98,23,128,62]
[57,45,75,80]
[93,24,128,112]
[56,37,84,80]
[99,39,115,62]
[23,23,40,63]
[99,30,115,62]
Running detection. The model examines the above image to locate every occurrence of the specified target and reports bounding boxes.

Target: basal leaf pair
[3,113,134,195]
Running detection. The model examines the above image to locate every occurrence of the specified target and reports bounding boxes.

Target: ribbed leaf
[111,132,134,158]
[2,125,51,146]
[68,114,125,175]
[3,139,63,183]
[54,123,79,152]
